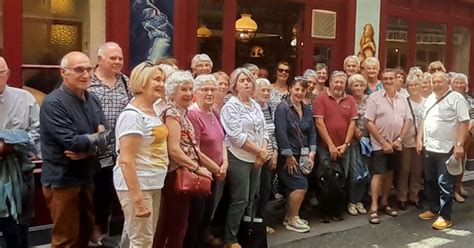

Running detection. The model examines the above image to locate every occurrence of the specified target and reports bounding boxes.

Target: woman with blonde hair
[114,62,168,247]
[344,55,360,77]
[362,57,383,94]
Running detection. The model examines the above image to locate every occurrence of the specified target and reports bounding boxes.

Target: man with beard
[313,71,358,222]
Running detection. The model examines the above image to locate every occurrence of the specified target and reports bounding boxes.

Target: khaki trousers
[397,147,423,202]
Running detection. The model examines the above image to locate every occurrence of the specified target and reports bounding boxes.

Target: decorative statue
[358,23,376,62]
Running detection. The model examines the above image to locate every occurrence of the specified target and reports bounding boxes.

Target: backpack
[315,161,347,215]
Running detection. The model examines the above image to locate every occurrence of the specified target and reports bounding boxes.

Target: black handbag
[237,203,268,248]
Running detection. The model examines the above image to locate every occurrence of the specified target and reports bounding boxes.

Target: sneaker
[348,203,358,216]
[432,217,452,230]
[419,211,438,220]
[283,216,308,226]
[285,217,310,233]
[266,226,275,234]
[356,202,367,214]
[274,193,284,201]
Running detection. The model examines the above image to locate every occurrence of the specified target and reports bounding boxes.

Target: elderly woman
[212,71,231,113]
[275,78,316,233]
[421,72,432,98]
[344,55,360,77]
[114,63,168,247]
[397,75,425,210]
[270,61,291,110]
[153,71,215,248]
[313,63,329,96]
[242,63,260,78]
[253,78,279,234]
[220,68,269,247]
[450,73,473,203]
[302,69,317,108]
[346,74,370,216]
[184,74,227,247]
[362,57,383,94]
[191,53,213,77]
[427,60,446,74]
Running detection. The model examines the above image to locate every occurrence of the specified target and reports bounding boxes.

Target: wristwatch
[397,137,402,142]
[456,142,463,147]
[345,142,351,147]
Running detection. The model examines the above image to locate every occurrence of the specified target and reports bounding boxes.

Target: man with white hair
[41,51,108,246]
[0,56,39,248]
[191,53,213,76]
[416,71,470,230]
[88,42,132,241]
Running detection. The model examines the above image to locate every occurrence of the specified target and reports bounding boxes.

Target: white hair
[344,55,360,67]
[191,54,213,69]
[302,69,317,81]
[157,64,176,79]
[165,70,194,97]
[242,63,259,72]
[97,42,122,57]
[194,74,217,90]
[255,78,271,88]
[452,73,468,84]
[348,74,367,88]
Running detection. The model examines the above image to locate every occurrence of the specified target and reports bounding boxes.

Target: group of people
[0,41,472,248]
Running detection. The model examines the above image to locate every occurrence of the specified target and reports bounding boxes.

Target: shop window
[198,0,224,70]
[415,21,446,71]
[453,26,471,74]
[0,0,3,55]
[385,17,408,69]
[22,0,88,93]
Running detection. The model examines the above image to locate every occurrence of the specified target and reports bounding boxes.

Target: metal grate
[311,9,336,39]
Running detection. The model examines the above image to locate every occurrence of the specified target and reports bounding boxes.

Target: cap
[445,154,463,176]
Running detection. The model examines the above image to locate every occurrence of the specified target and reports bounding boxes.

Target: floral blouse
[270,86,289,112]
[355,94,369,137]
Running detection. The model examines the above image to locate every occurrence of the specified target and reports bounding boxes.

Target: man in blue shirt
[40,51,107,247]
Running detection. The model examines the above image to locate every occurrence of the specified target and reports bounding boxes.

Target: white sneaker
[356,202,367,214]
[283,216,308,226]
[285,217,310,233]
[348,203,358,215]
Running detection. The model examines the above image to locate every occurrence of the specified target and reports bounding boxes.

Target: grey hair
[157,64,176,79]
[228,68,256,94]
[97,42,121,57]
[330,70,348,82]
[344,55,360,67]
[255,78,271,88]
[408,67,423,78]
[348,74,367,88]
[362,57,380,69]
[302,69,317,81]
[242,63,259,72]
[165,70,194,97]
[452,73,468,84]
[405,75,421,85]
[431,71,450,83]
[194,74,217,90]
[191,53,213,69]
[422,72,432,82]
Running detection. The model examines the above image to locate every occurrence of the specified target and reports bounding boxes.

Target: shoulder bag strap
[425,91,453,117]
[406,97,418,137]
[120,74,132,100]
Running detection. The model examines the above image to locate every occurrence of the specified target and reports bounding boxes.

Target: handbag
[172,115,211,197]
[293,122,312,175]
[237,202,268,248]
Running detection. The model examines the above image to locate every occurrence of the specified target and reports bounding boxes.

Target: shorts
[369,150,401,175]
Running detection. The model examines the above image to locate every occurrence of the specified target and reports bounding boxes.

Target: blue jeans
[423,151,455,220]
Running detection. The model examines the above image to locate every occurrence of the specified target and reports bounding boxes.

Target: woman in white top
[114,62,169,247]
[220,68,269,247]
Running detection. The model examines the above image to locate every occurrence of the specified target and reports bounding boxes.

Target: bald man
[0,57,39,248]
[40,52,108,247]
[88,42,131,239]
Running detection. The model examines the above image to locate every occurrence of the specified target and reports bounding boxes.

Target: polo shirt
[40,84,107,188]
[423,91,470,153]
[364,88,411,151]
[313,91,357,149]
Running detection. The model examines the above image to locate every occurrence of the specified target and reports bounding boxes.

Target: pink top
[364,88,411,151]
[187,103,225,165]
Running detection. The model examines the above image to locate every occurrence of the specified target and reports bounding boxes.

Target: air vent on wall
[311,9,336,39]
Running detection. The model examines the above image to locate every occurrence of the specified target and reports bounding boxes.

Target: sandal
[382,205,398,217]
[368,211,380,224]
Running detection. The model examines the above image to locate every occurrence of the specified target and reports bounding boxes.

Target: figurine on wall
[358,23,376,62]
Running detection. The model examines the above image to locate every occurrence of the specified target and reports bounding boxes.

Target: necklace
[197,103,216,125]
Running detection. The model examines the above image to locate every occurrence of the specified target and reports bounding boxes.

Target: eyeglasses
[198,87,217,93]
[62,66,95,74]
[277,68,290,73]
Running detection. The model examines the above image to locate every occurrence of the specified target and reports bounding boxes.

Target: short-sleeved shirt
[161,102,198,171]
[261,103,278,154]
[365,82,383,95]
[187,103,225,166]
[88,73,132,131]
[114,104,169,190]
[364,88,411,151]
[313,91,358,149]
[403,97,425,148]
[423,91,470,153]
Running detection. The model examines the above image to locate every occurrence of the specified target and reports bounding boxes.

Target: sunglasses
[277,68,290,73]
[62,66,95,74]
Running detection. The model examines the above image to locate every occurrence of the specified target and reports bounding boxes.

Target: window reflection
[23,68,61,94]
[386,17,408,69]
[198,0,224,70]
[415,21,446,71]
[453,26,471,74]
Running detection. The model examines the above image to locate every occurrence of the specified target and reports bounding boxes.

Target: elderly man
[416,71,470,230]
[365,69,411,224]
[0,57,39,248]
[40,51,108,247]
[88,42,131,240]
[191,53,213,76]
[313,71,358,221]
